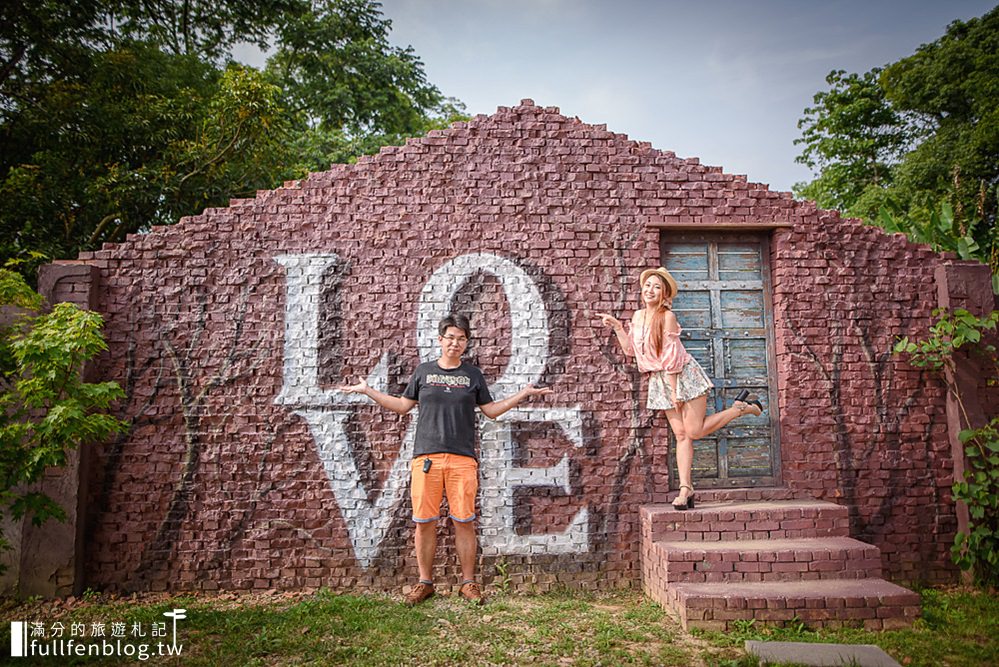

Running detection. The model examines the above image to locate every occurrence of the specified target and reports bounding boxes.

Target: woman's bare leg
[686,395,759,440]
[664,408,694,505]
[666,393,761,505]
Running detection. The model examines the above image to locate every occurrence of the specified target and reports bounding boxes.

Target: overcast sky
[241,1,996,194]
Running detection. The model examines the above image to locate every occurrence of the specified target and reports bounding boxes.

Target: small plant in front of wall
[952,419,999,587]
[494,558,512,597]
[0,268,127,574]
[895,307,999,588]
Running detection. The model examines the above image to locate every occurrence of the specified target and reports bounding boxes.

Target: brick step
[681,487,800,503]
[645,536,882,584]
[650,578,921,632]
[641,500,851,543]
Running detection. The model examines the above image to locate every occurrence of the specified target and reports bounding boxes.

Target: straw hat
[639,267,679,299]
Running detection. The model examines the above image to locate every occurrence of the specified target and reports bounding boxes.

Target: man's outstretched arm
[338,378,417,415]
[479,384,553,420]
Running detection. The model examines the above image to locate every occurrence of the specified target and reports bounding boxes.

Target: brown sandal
[733,390,764,416]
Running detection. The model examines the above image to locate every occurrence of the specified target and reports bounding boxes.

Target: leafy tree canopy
[795,6,999,277]
[0,0,466,278]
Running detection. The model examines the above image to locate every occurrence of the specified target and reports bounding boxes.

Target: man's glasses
[442,334,468,344]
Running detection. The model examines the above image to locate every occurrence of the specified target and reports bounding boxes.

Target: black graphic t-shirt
[403,360,493,459]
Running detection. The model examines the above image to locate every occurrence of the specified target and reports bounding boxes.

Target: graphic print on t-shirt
[424,373,471,392]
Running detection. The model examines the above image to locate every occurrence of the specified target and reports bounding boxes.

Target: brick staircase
[641,490,921,631]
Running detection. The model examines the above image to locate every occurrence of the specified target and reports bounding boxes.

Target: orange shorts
[410,453,478,523]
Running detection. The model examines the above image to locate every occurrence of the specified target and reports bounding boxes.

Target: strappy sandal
[672,484,696,511]
[733,389,764,416]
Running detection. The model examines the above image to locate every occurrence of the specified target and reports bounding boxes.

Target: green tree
[794,68,913,217]
[1,0,465,277]
[795,7,999,275]
[0,269,126,570]
[1,43,296,262]
[268,0,467,166]
[0,1,109,93]
[882,8,999,221]
[107,0,297,61]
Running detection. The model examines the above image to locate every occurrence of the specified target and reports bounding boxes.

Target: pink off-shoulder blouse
[630,319,691,374]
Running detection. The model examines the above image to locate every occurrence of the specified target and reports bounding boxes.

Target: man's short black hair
[438,314,471,338]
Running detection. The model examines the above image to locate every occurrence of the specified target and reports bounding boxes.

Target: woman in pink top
[598,267,763,510]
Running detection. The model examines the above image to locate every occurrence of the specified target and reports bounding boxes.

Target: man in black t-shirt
[339,314,551,605]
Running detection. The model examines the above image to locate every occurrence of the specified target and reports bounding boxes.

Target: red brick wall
[63,100,975,593]
[771,217,955,583]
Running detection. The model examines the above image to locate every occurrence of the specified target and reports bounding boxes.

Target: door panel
[719,291,765,328]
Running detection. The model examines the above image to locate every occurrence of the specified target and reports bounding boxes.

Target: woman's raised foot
[734,395,764,417]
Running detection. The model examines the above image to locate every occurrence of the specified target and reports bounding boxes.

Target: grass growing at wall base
[0,586,995,666]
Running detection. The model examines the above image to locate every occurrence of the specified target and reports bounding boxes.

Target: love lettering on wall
[274,253,590,568]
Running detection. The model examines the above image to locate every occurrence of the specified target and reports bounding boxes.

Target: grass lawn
[0,585,996,666]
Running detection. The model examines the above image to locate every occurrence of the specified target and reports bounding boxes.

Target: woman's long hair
[646,275,670,357]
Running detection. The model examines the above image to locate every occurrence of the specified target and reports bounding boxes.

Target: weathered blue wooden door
[662,234,779,487]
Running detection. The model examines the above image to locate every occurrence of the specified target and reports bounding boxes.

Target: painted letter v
[295,403,416,569]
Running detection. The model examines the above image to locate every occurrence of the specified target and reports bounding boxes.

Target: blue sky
[240,1,997,194]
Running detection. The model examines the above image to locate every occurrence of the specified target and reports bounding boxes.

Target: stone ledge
[745,640,902,667]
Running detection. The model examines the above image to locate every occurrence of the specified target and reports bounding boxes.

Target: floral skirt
[647,358,714,411]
